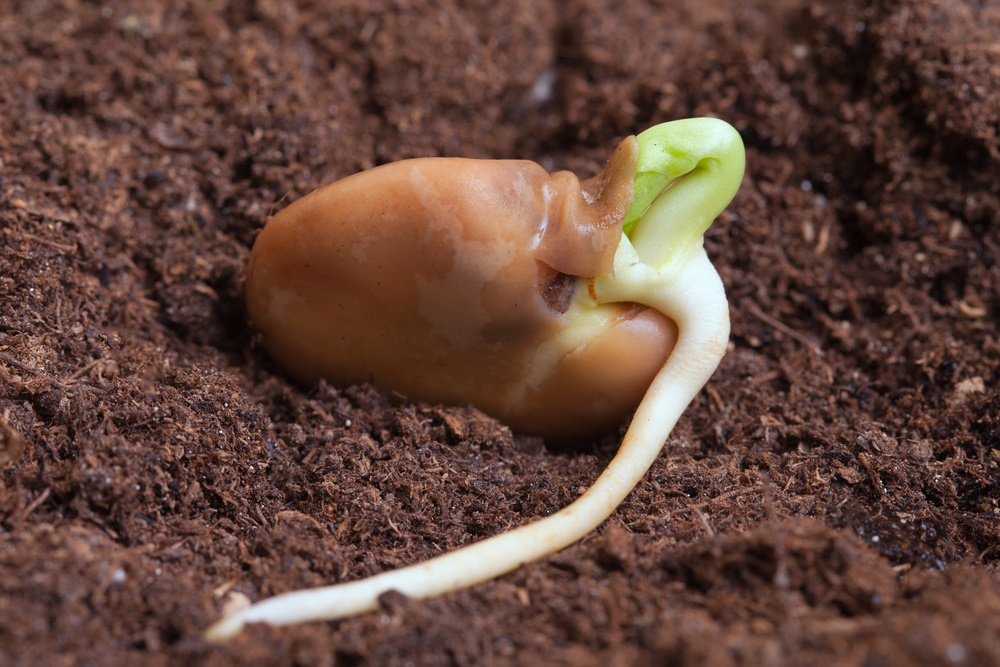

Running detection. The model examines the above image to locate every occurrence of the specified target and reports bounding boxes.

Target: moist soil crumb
[2,1,999,665]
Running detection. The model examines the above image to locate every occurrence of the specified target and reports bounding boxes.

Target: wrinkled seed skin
[246,140,677,440]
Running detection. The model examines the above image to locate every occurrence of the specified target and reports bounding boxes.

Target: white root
[204,241,729,641]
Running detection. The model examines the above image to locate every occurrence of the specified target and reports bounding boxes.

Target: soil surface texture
[2,0,1000,665]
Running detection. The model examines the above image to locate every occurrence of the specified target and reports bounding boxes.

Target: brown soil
[2,0,999,665]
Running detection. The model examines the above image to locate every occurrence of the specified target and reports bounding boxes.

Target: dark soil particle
[2,0,999,665]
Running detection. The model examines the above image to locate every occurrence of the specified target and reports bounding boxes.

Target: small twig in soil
[744,301,824,357]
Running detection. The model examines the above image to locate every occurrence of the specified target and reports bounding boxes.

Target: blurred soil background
[2,0,999,664]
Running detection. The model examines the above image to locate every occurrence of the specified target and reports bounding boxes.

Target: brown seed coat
[246,137,677,439]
